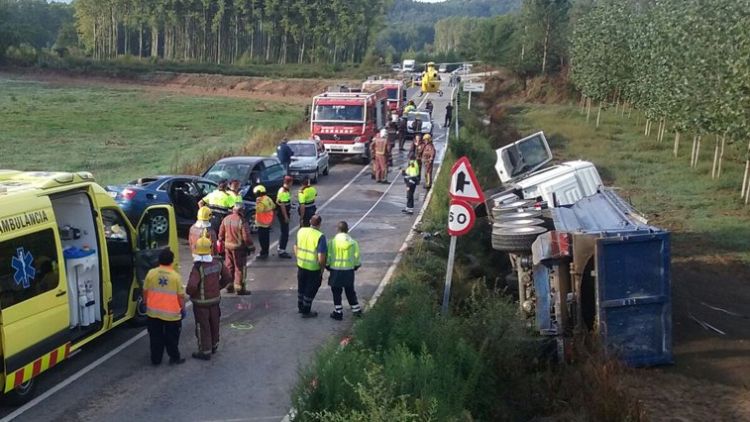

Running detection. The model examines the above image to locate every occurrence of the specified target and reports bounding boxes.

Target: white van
[494,131,602,207]
[402,59,416,73]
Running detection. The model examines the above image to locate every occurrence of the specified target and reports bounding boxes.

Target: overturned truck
[488,132,672,367]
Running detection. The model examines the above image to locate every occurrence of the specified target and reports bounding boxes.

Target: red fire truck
[310,89,389,162]
[361,79,407,112]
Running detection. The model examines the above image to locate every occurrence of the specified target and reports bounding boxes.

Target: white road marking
[0,330,148,422]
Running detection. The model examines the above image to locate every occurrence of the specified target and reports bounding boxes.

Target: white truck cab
[494,131,602,207]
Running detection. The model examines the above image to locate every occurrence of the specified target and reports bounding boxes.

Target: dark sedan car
[202,156,286,201]
[105,175,255,229]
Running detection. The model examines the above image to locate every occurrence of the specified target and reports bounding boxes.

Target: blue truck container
[530,188,672,367]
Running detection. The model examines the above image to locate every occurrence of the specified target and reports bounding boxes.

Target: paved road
[0,85,454,421]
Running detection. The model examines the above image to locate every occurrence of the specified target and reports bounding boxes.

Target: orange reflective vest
[255,195,276,228]
[143,266,184,321]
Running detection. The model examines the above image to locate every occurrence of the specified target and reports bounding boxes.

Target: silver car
[287,139,330,183]
[404,111,433,140]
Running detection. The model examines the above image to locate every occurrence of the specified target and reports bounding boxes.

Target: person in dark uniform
[276,176,294,259]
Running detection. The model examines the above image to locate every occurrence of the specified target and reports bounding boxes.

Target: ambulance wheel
[6,379,36,405]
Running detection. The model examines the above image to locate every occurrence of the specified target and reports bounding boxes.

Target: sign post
[463,82,485,111]
[442,157,484,315]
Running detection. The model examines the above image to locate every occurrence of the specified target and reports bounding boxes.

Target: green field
[0,77,303,185]
[510,104,750,262]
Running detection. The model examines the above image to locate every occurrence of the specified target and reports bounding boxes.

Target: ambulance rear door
[0,223,70,393]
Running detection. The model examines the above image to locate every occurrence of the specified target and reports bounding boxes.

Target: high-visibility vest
[228,191,243,206]
[406,160,420,177]
[327,233,360,271]
[277,187,291,204]
[296,227,323,271]
[203,190,232,208]
[143,266,183,321]
[298,186,317,205]
[255,195,275,227]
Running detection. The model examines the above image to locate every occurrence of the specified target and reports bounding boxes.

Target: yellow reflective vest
[327,233,360,271]
[203,190,233,208]
[296,227,323,271]
[298,186,317,205]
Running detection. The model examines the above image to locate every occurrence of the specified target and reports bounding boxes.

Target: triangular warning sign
[449,156,485,203]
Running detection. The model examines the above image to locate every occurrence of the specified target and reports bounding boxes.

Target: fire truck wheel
[6,378,37,405]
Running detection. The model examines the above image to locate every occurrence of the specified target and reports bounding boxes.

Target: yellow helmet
[197,206,212,222]
[194,232,212,255]
[253,185,266,194]
[423,134,432,142]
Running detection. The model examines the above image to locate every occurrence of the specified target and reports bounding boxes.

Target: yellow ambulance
[0,170,178,404]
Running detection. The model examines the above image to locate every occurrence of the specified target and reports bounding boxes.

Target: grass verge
[0,76,304,185]
[289,92,643,421]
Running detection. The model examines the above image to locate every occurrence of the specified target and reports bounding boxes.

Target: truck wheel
[5,378,37,405]
[494,210,542,221]
[491,226,547,252]
[493,218,545,229]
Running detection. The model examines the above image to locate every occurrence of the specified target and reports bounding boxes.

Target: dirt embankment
[0,68,359,104]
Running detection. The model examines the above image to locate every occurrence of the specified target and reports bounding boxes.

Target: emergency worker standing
[294,214,327,318]
[403,100,416,115]
[189,206,217,255]
[276,176,294,259]
[425,100,434,117]
[298,178,317,227]
[218,204,254,295]
[401,155,421,215]
[143,248,185,365]
[199,180,233,209]
[186,236,232,360]
[421,134,436,189]
[254,185,275,259]
[444,103,454,128]
[373,128,390,183]
[398,114,408,151]
[326,221,362,320]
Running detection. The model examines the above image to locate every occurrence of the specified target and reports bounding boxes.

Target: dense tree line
[571,0,750,150]
[431,0,571,76]
[0,0,75,61]
[375,0,520,61]
[73,0,390,65]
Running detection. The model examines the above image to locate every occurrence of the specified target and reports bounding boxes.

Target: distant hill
[387,0,521,25]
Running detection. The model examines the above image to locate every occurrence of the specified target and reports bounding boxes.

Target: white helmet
[380,128,387,137]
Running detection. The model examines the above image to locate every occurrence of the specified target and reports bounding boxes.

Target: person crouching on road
[326,221,362,320]
[219,203,254,295]
[298,178,317,227]
[402,155,421,215]
[189,206,218,255]
[187,235,232,360]
[276,176,294,259]
[143,248,185,365]
[253,185,276,260]
[373,128,390,183]
[421,134,436,190]
[294,214,327,318]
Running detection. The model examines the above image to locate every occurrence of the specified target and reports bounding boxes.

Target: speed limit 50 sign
[447,199,476,236]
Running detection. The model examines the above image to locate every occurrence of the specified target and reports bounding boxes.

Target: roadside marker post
[442,157,484,315]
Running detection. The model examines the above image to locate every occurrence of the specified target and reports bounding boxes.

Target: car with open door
[0,170,179,404]
[105,175,255,230]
